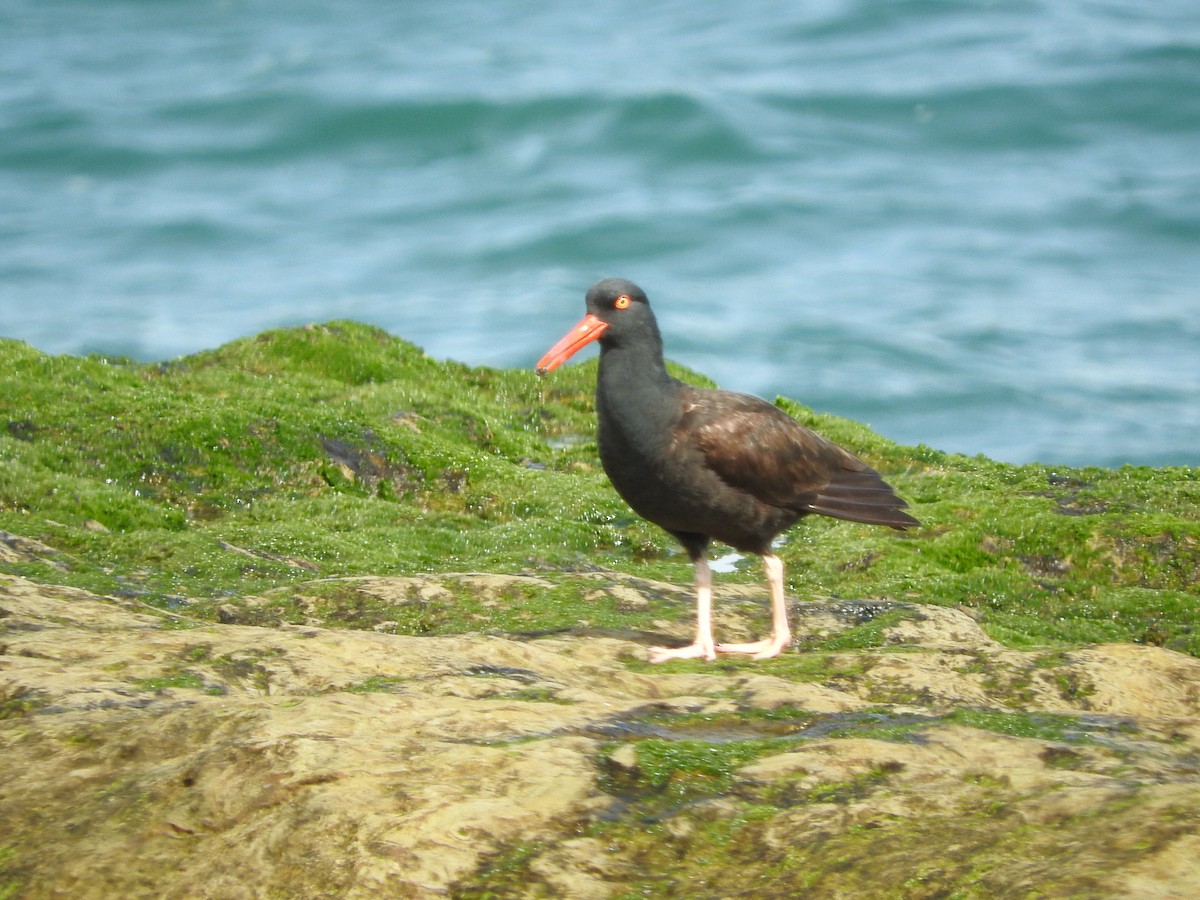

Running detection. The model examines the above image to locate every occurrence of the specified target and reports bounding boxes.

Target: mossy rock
[2,322,1195,654]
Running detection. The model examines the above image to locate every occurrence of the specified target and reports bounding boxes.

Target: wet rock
[3,572,1200,898]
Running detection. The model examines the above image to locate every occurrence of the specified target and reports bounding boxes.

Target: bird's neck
[595,333,682,452]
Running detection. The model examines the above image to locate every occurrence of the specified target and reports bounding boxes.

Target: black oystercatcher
[536,278,919,663]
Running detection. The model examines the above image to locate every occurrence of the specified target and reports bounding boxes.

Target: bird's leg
[648,555,716,663]
[716,552,792,659]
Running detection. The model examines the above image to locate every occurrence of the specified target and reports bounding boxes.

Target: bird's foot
[647,642,717,664]
[715,636,790,660]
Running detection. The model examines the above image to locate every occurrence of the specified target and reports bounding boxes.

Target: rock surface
[3,571,1200,898]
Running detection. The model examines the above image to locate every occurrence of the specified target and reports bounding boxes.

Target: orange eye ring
[614,295,632,309]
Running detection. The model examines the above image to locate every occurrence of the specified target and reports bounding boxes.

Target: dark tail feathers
[802,467,920,530]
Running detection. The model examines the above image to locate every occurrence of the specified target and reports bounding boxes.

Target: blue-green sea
[2,0,1198,466]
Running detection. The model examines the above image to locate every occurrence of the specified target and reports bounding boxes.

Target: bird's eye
[614,295,632,310]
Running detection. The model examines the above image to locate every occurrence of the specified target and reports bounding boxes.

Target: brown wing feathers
[685,388,917,530]
[803,465,919,529]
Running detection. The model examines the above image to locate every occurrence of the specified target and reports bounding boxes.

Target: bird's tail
[803,467,920,530]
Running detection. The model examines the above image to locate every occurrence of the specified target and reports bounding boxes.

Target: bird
[536,277,919,663]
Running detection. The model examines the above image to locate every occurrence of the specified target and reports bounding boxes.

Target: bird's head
[536,278,654,374]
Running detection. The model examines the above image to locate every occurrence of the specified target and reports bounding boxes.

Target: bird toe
[648,642,716,663]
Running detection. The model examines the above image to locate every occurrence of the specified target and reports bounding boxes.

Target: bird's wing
[677,389,851,507]
[676,388,917,528]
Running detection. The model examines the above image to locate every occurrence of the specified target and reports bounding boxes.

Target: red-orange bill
[535,313,609,374]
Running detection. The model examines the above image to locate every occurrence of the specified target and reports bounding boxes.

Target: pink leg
[716,552,791,659]
[648,556,716,663]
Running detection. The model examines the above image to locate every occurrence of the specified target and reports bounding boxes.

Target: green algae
[595,703,1135,755]
[605,737,788,801]
[0,844,22,900]
[344,675,408,694]
[132,671,213,694]
[0,682,47,720]
[1,322,1197,656]
[460,702,1176,899]
[452,840,549,900]
[0,323,645,605]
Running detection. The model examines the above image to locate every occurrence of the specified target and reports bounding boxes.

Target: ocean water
[2,0,1198,467]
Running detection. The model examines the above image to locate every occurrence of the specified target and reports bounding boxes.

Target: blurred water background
[2,0,1198,467]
